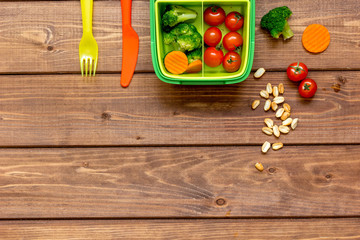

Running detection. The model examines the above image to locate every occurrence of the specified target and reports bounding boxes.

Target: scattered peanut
[283,103,291,113]
[272,142,284,150]
[264,99,271,111]
[271,102,278,111]
[260,90,269,99]
[273,125,280,138]
[266,83,273,94]
[273,86,279,97]
[252,100,260,110]
[254,68,266,79]
[279,125,290,134]
[281,111,291,121]
[255,162,264,172]
[276,108,285,118]
[261,141,271,153]
[291,118,299,130]
[273,96,285,104]
[278,83,284,94]
[282,118,293,126]
[262,127,273,136]
[264,118,274,128]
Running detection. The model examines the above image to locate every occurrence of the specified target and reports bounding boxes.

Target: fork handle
[81,0,93,34]
[121,0,132,26]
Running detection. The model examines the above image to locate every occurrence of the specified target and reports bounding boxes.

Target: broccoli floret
[186,48,202,63]
[177,33,202,52]
[163,32,176,45]
[162,5,198,28]
[163,23,202,52]
[260,6,294,40]
[169,23,191,36]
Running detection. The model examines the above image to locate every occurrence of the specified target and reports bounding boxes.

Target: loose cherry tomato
[204,6,226,26]
[223,51,241,73]
[225,11,244,31]
[287,62,308,82]
[204,27,222,47]
[299,78,317,98]
[204,47,224,68]
[222,32,243,51]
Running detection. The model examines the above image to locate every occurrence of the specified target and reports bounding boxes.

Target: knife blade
[120,0,139,88]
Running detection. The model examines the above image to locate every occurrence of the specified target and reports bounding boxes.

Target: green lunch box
[150,0,255,85]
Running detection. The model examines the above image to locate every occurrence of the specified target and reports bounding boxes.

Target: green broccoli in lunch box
[163,23,202,52]
[162,5,198,29]
[260,6,294,40]
[186,48,202,63]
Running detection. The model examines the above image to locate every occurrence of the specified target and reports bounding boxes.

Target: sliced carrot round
[164,51,188,75]
[302,24,330,53]
[186,60,202,73]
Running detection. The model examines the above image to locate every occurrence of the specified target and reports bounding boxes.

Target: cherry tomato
[204,27,222,47]
[225,11,244,31]
[299,79,317,98]
[222,32,243,51]
[287,62,308,82]
[204,47,224,68]
[223,51,241,73]
[204,6,226,26]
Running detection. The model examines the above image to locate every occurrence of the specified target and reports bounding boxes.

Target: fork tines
[80,57,97,76]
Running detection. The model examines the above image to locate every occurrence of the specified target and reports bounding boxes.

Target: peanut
[260,90,269,99]
[291,118,299,130]
[255,162,264,171]
[252,100,260,110]
[264,118,274,128]
[276,108,285,118]
[261,141,271,153]
[266,83,273,94]
[264,99,271,111]
[271,102,278,111]
[281,111,291,121]
[278,83,284,94]
[254,68,266,79]
[273,125,280,138]
[262,127,273,136]
[273,96,285,104]
[272,142,283,150]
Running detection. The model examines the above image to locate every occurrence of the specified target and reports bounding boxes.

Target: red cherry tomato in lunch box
[287,62,308,82]
[204,6,226,26]
[223,51,241,73]
[222,32,243,51]
[299,78,317,98]
[204,47,224,68]
[204,27,222,47]
[225,11,244,31]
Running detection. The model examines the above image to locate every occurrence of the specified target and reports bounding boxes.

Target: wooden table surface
[1,0,360,239]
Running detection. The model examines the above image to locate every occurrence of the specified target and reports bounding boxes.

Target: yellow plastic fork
[79,0,98,76]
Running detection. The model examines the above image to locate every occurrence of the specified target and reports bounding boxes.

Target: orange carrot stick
[186,60,202,73]
[164,51,188,75]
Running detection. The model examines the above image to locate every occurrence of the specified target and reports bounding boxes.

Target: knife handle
[121,0,132,26]
[81,0,93,34]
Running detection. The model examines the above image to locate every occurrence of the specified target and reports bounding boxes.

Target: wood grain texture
[0,0,359,74]
[1,218,360,239]
[0,146,359,218]
[0,71,358,146]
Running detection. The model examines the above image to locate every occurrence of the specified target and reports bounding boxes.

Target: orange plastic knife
[120,0,139,88]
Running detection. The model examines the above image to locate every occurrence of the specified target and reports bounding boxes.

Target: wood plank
[0,71,359,146]
[0,0,359,74]
[1,218,360,239]
[0,146,359,218]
